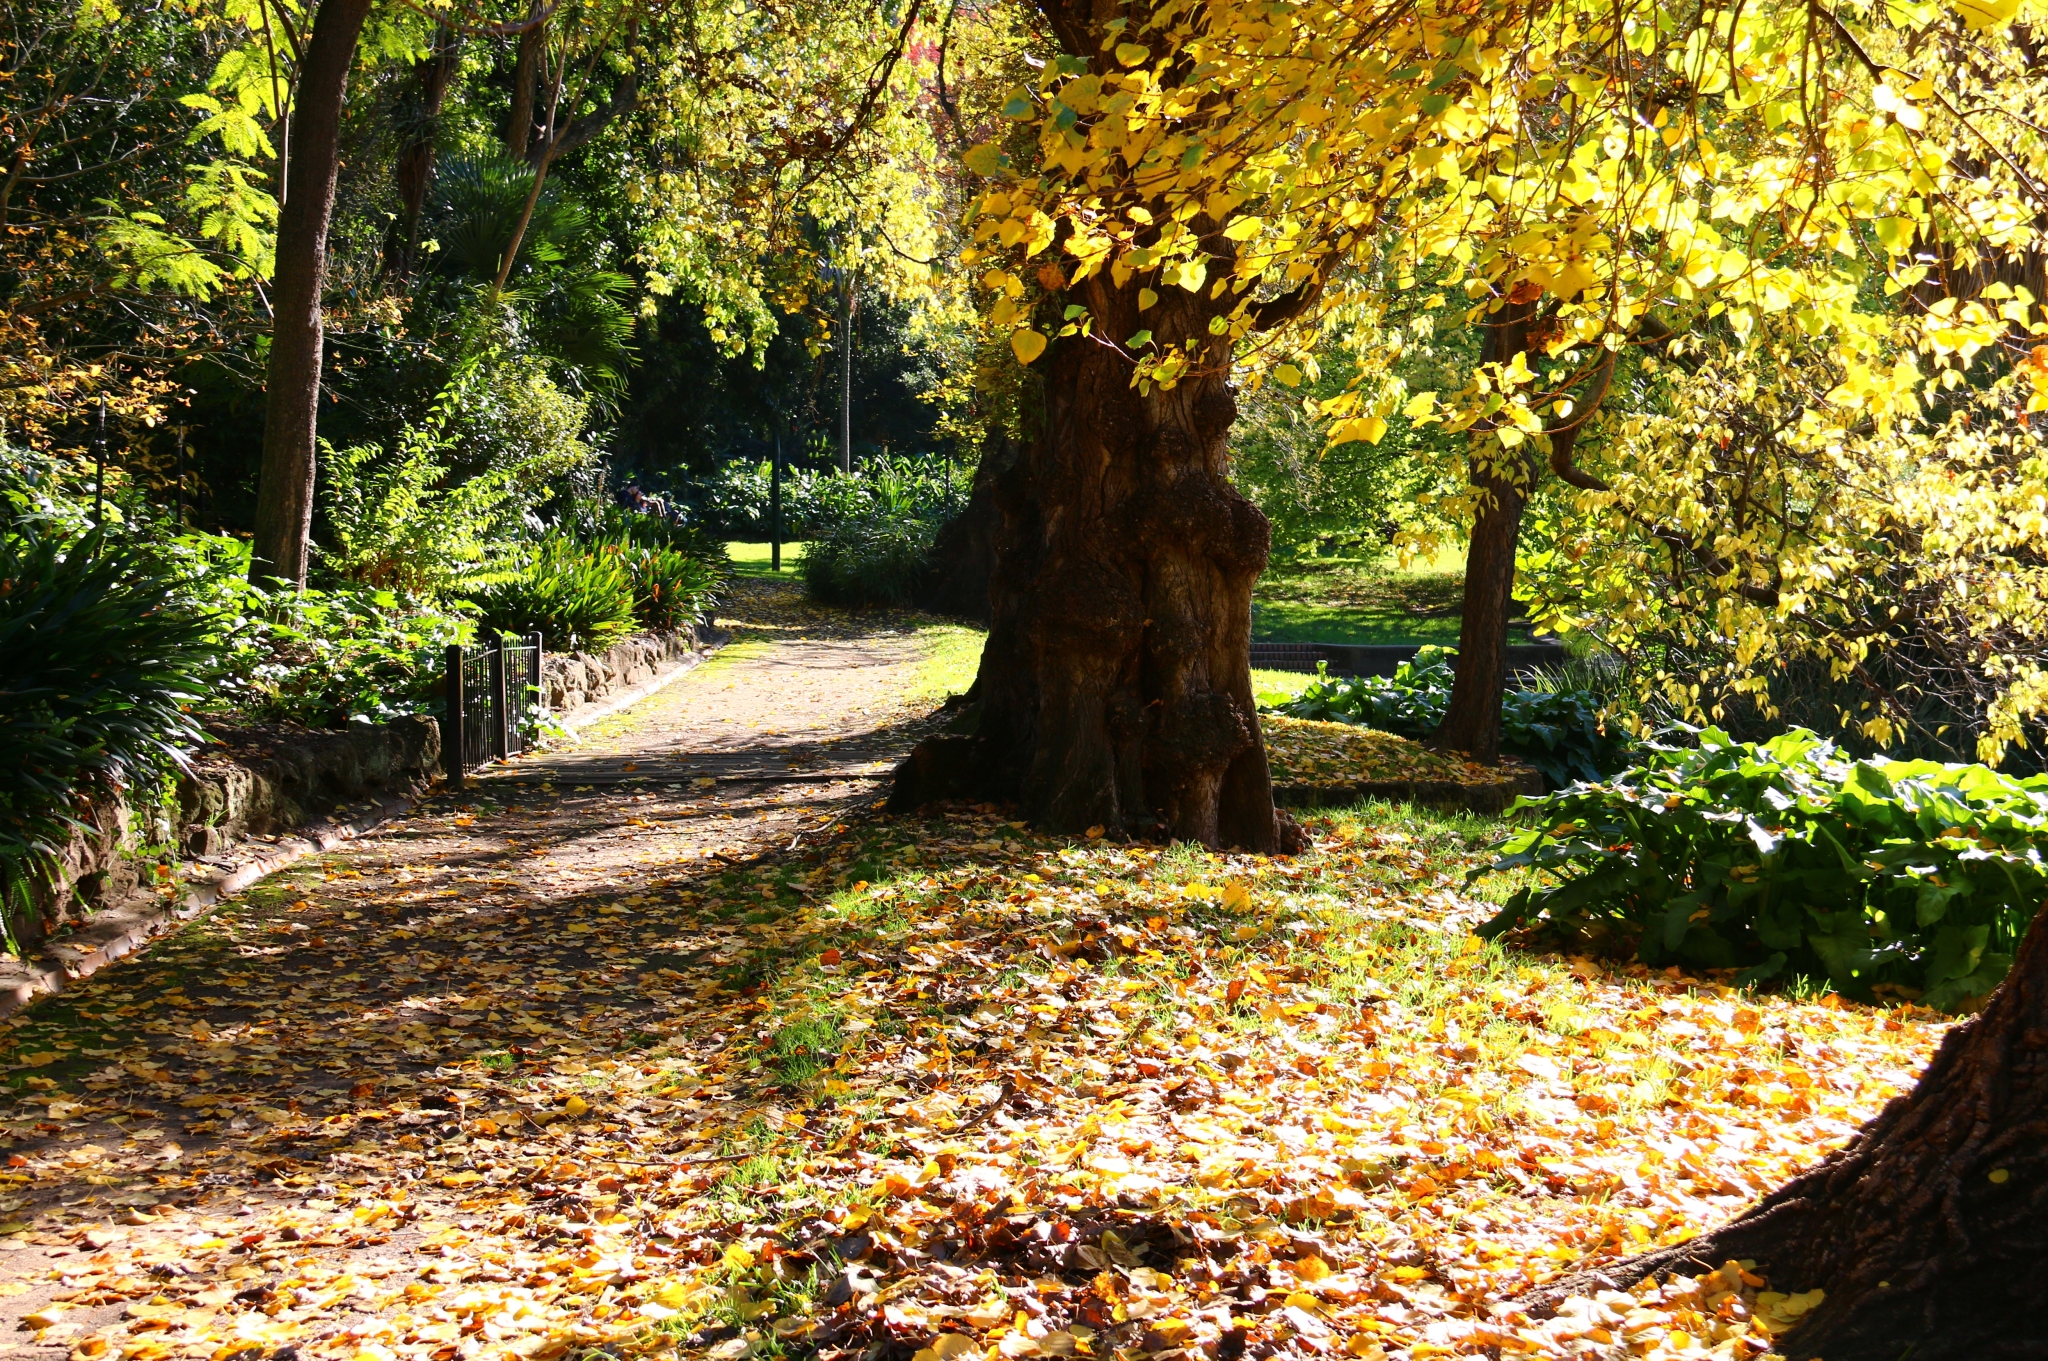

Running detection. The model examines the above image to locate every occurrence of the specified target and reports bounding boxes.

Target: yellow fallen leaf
[563,1095,589,1117]
[912,1335,980,1361]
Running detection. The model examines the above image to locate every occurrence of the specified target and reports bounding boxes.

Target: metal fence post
[528,632,544,739]
[490,634,510,762]
[444,643,465,790]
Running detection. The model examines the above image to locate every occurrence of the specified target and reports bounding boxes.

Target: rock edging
[4,622,727,1017]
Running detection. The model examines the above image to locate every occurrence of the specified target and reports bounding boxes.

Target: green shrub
[0,514,213,948]
[802,511,936,608]
[1274,646,1629,784]
[624,544,722,632]
[320,358,594,595]
[212,584,474,726]
[703,454,968,539]
[1475,727,2048,1011]
[477,538,637,652]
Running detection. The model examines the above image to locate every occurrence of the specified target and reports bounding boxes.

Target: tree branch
[1249,276,1323,332]
[529,65,638,166]
[1547,348,1616,491]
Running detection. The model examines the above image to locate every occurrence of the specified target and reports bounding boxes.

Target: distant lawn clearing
[1252,544,1538,648]
[725,539,807,578]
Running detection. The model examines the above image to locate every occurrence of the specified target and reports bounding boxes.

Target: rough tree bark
[382,24,461,279]
[1436,308,1616,763]
[249,0,375,587]
[889,266,1299,851]
[1516,904,2048,1358]
[506,10,544,160]
[1435,303,1538,763]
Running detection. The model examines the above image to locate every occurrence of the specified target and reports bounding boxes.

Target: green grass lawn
[1252,667,1315,707]
[1250,544,1536,648]
[912,623,986,702]
[725,539,808,578]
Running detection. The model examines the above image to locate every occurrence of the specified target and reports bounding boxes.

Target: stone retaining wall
[39,717,443,943]
[541,627,706,719]
[29,625,715,946]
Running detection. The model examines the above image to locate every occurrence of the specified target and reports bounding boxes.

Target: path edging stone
[550,627,730,739]
[0,622,739,1019]
[0,792,416,1019]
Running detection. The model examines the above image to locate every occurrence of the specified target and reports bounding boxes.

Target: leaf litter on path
[0,603,1951,1361]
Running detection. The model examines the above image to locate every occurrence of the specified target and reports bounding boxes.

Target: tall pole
[839,277,854,474]
[93,396,107,528]
[770,428,783,573]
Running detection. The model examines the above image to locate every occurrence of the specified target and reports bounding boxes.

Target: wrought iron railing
[444,633,543,788]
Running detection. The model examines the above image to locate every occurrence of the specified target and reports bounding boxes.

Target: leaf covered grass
[0,792,1950,1361]
[1263,714,1532,792]
[911,624,988,705]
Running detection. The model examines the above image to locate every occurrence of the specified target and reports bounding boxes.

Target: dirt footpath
[0,578,953,1361]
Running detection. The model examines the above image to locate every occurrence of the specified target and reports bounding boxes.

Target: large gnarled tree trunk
[1518,904,2048,1357]
[249,0,374,586]
[890,272,1295,851]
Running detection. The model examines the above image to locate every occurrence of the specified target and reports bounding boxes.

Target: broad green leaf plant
[1479,727,2048,1009]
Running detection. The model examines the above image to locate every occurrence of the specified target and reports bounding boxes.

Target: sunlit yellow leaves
[1328,415,1388,446]
[1022,210,1056,258]
[1010,329,1048,364]
[1274,363,1303,387]
[1950,0,2021,29]
[1114,43,1150,66]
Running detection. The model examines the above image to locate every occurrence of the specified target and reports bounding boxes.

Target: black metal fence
[444,633,543,788]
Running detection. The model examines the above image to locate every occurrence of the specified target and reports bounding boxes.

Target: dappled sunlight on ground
[0,581,1949,1361]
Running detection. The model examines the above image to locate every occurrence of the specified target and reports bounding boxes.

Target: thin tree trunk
[382,24,460,279]
[506,10,543,160]
[491,53,565,302]
[249,0,374,587]
[1515,902,2048,1358]
[840,278,855,474]
[1434,303,1536,762]
[889,272,1296,852]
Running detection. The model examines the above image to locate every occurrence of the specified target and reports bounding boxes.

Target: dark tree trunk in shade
[1433,303,1537,763]
[889,274,1296,852]
[249,0,375,586]
[1515,904,2048,1359]
[383,25,461,279]
[911,435,1014,627]
[507,16,543,160]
